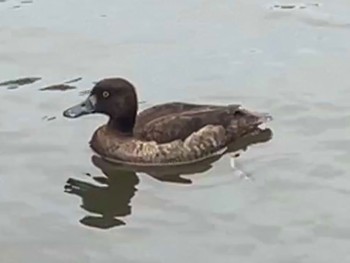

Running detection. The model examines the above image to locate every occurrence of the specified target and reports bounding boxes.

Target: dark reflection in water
[65,128,272,229]
[64,157,140,229]
[0,76,41,89]
[39,84,76,91]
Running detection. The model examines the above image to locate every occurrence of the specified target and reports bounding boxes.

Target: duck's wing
[135,102,227,129]
[134,104,266,144]
[96,124,230,166]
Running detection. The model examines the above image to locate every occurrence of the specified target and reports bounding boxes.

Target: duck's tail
[256,112,273,122]
[227,107,273,138]
[253,111,273,129]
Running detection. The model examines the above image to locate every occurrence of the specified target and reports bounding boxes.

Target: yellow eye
[102,91,110,98]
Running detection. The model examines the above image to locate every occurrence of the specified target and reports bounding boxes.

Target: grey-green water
[1,1,350,262]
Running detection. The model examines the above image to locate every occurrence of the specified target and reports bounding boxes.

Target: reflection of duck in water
[64,127,272,229]
[64,156,139,229]
[63,78,272,166]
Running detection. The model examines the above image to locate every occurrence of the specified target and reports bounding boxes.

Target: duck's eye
[102,91,110,98]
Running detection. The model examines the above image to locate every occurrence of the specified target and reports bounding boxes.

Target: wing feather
[92,124,228,165]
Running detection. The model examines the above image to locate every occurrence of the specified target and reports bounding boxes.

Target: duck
[63,78,272,166]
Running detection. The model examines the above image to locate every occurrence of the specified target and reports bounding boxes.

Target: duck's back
[134,102,227,129]
[133,102,258,144]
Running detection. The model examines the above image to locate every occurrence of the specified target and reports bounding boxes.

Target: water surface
[1,1,350,262]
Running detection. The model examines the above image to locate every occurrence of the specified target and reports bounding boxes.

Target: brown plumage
[63,78,272,165]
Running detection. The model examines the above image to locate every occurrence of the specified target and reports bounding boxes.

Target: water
[1,0,350,262]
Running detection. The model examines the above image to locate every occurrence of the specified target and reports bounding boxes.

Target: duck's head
[63,78,138,132]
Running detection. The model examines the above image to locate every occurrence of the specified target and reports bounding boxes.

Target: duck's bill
[63,95,97,118]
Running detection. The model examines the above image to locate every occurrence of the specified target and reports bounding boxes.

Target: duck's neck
[107,116,135,136]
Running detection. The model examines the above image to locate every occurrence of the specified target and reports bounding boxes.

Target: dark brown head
[63,78,138,133]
